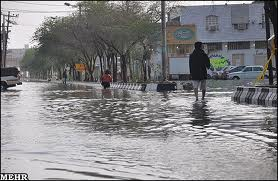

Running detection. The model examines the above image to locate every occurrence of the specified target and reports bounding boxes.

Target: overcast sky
[1,1,253,49]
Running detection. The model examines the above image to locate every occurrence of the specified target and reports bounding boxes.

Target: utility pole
[161,1,167,81]
[3,11,11,68]
[264,4,273,85]
[78,4,81,16]
[1,13,6,68]
[1,11,18,68]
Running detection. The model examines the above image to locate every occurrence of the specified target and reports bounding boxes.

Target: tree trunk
[128,53,133,81]
[112,54,117,82]
[99,55,103,76]
[106,54,111,71]
[120,54,128,82]
[142,45,148,81]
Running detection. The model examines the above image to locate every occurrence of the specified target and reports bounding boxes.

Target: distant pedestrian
[62,69,67,84]
[189,41,210,101]
[101,70,112,89]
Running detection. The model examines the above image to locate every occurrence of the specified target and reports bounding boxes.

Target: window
[167,44,193,56]
[206,42,222,52]
[232,54,244,66]
[176,45,185,55]
[168,45,176,54]
[172,16,180,23]
[206,15,219,31]
[233,23,248,30]
[255,41,267,49]
[243,67,252,72]
[253,67,263,71]
[228,41,250,50]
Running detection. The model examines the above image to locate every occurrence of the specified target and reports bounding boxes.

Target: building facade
[5,44,29,69]
[150,2,275,80]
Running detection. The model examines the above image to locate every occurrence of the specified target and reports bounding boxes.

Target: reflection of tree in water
[190,101,211,127]
[42,85,178,138]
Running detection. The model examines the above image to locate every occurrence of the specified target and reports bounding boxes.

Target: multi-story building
[150,2,275,80]
[5,44,29,68]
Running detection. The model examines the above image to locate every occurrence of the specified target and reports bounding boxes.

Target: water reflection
[101,89,112,99]
[190,101,211,127]
[161,92,169,100]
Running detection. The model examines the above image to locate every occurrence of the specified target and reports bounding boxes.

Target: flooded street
[1,81,277,180]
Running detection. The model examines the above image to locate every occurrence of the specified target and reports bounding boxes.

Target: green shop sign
[173,28,194,40]
[209,54,230,71]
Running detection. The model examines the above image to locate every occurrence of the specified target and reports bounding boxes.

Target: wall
[149,3,274,77]
[180,3,271,42]
[6,48,27,68]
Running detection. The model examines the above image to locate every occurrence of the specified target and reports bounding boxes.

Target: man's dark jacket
[189,49,210,80]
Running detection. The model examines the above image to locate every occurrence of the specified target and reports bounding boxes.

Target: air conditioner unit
[237,23,247,30]
[208,25,217,31]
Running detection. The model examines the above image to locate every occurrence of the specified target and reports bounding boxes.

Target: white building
[5,44,29,68]
[150,2,275,80]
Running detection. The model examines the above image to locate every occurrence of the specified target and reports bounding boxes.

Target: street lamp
[64,2,71,6]
[64,2,81,16]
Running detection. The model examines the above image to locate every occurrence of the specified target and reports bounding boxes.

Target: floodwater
[1,81,277,180]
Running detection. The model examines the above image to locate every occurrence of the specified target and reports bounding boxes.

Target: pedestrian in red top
[101,70,112,89]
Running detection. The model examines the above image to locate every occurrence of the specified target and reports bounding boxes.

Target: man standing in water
[189,41,210,101]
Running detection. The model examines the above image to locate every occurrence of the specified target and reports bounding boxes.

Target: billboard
[167,25,196,45]
[75,64,87,72]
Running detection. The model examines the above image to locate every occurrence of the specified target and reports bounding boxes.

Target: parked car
[1,67,22,90]
[222,65,246,79]
[227,65,264,80]
[216,66,236,79]
[207,66,218,79]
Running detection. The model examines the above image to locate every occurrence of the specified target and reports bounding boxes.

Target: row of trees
[21,1,178,82]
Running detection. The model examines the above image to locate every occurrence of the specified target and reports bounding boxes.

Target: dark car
[1,67,22,90]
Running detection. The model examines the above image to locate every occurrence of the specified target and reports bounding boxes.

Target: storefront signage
[173,28,194,40]
[75,64,87,72]
[209,54,230,71]
[167,25,196,44]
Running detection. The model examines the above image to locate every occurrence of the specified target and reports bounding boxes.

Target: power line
[15,24,38,27]
[11,1,67,7]
[1,8,74,13]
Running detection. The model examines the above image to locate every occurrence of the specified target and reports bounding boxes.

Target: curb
[231,86,277,107]
[110,82,177,92]
[111,83,146,91]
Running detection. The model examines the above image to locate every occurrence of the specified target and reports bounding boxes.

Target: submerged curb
[111,82,177,92]
[231,86,277,107]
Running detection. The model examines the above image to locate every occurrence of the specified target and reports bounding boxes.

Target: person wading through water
[189,41,210,101]
[62,69,67,85]
[101,70,112,89]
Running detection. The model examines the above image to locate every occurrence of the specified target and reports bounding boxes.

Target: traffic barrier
[265,88,274,106]
[130,83,135,90]
[232,87,243,102]
[231,86,277,107]
[258,88,269,105]
[106,82,176,92]
[239,87,249,103]
[145,83,157,91]
[272,91,277,107]
[251,87,262,105]
[245,87,255,104]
